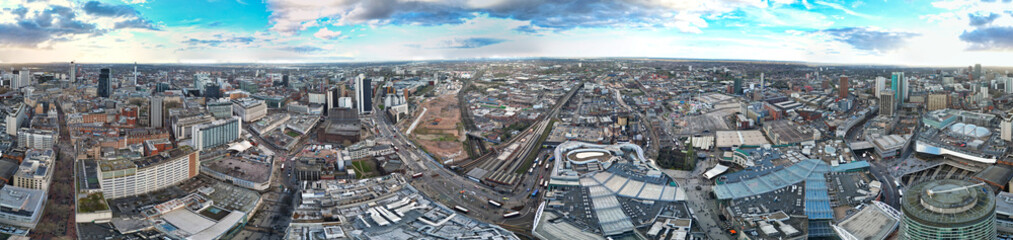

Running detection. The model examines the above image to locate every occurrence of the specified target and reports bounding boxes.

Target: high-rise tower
[133,62,138,85]
[839,76,849,98]
[900,179,996,240]
[875,77,886,97]
[151,96,163,128]
[891,72,906,103]
[69,61,76,82]
[355,74,372,114]
[98,68,111,98]
[974,63,982,80]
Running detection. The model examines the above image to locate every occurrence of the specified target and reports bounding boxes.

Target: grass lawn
[77,193,109,213]
[351,160,377,179]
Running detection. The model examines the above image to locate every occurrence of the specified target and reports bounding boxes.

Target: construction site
[407,94,466,163]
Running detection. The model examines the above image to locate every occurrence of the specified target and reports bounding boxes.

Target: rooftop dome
[963,124,977,135]
[950,123,966,133]
[973,127,990,138]
[949,122,990,138]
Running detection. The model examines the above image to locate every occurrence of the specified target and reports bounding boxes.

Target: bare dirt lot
[672,101,738,135]
[410,94,465,161]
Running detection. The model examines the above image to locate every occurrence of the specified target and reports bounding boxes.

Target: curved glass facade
[901,211,996,240]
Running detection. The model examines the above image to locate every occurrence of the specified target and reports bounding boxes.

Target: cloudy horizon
[1,0,1012,66]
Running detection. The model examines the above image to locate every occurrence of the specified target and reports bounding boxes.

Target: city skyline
[2,0,1013,66]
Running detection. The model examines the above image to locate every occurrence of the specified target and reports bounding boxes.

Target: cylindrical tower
[900,179,996,239]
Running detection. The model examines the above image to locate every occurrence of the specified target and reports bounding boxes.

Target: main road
[368,80,564,237]
[842,109,920,209]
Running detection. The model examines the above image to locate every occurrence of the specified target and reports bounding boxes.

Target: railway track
[457,82,583,186]
[498,223,537,240]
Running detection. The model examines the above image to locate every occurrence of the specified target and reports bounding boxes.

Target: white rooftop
[715,130,770,148]
[0,186,43,212]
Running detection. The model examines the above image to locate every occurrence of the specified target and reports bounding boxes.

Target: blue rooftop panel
[804,172,833,220]
[714,159,830,201]
[807,220,837,238]
[831,160,871,172]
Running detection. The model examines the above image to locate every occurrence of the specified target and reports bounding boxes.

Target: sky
[0,0,1012,66]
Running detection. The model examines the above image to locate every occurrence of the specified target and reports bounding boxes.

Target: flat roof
[324,122,359,135]
[227,141,253,153]
[251,113,289,128]
[873,135,908,149]
[187,210,246,240]
[774,100,802,109]
[837,202,900,240]
[849,141,874,150]
[99,146,196,171]
[901,179,995,226]
[203,156,271,183]
[715,130,769,148]
[287,115,320,130]
[973,165,1013,186]
[764,120,815,145]
[832,161,870,172]
[0,185,44,212]
[995,191,1013,217]
[233,98,264,108]
[162,209,215,235]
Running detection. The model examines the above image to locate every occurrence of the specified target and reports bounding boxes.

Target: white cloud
[813,1,878,19]
[930,0,975,10]
[264,0,769,36]
[7,0,1013,66]
[668,12,708,33]
[0,0,159,49]
[923,0,1013,51]
[313,28,342,40]
[769,0,797,5]
[739,7,833,28]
